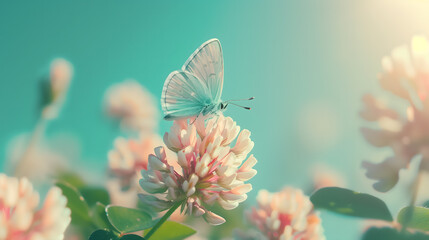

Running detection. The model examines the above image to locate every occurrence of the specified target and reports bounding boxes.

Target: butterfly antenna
[229,102,251,110]
[227,97,255,102]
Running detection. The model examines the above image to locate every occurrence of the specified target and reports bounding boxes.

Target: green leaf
[144,221,196,240]
[397,206,429,231]
[92,203,115,230]
[362,227,429,240]
[56,182,91,225]
[310,187,393,221]
[56,172,86,189]
[89,229,118,240]
[120,235,146,240]
[106,206,154,233]
[80,186,110,206]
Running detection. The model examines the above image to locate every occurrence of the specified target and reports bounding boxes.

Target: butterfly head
[220,102,229,111]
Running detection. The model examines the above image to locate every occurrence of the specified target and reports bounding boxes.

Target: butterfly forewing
[161,71,211,119]
[182,39,224,103]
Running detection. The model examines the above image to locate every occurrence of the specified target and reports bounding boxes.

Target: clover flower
[138,114,257,225]
[107,133,163,209]
[104,80,159,132]
[0,174,71,240]
[248,187,325,240]
[108,133,164,182]
[360,36,429,192]
[107,133,184,222]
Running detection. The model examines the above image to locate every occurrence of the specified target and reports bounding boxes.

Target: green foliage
[310,187,393,221]
[106,206,154,234]
[56,172,86,189]
[56,181,118,238]
[92,203,115,230]
[89,229,118,240]
[397,206,429,232]
[56,182,92,225]
[362,227,429,240]
[89,230,146,240]
[81,186,110,206]
[144,221,196,240]
[120,235,146,240]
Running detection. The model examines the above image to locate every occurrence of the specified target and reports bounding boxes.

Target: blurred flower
[7,134,70,183]
[42,58,73,120]
[233,228,266,240]
[361,36,429,192]
[104,80,159,132]
[0,174,71,240]
[108,133,164,185]
[107,133,185,225]
[50,59,73,100]
[247,187,325,240]
[106,179,139,208]
[310,164,345,191]
[138,114,257,225]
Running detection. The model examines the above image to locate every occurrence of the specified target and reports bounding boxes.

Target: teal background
[2,1,429,239]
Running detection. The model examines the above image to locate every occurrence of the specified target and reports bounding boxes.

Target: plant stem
[400,159,424,233]
[145,201,183,239]
[13,117,47,176]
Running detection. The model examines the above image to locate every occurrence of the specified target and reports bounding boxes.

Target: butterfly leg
[190,109,205,125]
[190,116,198,125]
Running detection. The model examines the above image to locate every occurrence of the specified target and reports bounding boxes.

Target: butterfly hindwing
[182,39,224,103]
[161,70,211,120]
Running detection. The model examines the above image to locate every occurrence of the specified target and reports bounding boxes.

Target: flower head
[248,187,325,240]
[104,80,159,132]
[42,58,73,120]
[0,174,71,240]
[108,133,164,181]
[50,58,73,101]
[361,36,429,192]
[107,133,180,211]
[139,114,257,225]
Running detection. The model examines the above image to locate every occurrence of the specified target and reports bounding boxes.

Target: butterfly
[161,38,253,120]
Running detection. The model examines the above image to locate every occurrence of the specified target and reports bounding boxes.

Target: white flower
[139,114,257,225]
[104,80,159,132]
[0,174,71,240]
[248,187,325,240]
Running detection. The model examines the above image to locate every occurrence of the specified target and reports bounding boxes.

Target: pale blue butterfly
[161,39,253,120]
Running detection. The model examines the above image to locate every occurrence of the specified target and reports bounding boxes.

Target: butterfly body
[163,98,227,120]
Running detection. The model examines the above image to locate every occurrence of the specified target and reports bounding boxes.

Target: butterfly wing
[161,70,211,120]
[182,39,224,103]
